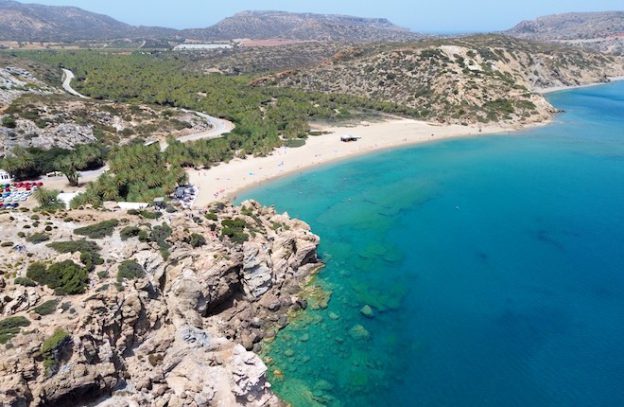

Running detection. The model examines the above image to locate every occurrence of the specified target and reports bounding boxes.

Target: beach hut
[0,169,13,184]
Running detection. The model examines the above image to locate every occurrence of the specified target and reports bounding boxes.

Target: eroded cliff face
[0,201,322,406]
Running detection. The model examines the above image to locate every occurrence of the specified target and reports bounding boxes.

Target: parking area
[1,181,44,209]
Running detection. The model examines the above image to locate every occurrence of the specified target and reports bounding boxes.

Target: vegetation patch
[188,233,207,248]
[26,232,51,244]
[117,260,145,282]
[0,316,31,345]
[47,240,103,272]
[34,299,60,316]
[120,225,142,240]
[27,260,88,295]
[40,328,71,375]
[14,277,37,287]
[221,218,249,243]
[74,219,119,239]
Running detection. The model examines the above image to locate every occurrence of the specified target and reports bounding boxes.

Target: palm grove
[1,50,415,205]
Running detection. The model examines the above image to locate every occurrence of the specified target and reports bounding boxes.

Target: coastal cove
[239,81,624,406]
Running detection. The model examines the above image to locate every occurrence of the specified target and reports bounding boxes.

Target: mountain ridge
[0,1,420,43]
[506,11,624,54]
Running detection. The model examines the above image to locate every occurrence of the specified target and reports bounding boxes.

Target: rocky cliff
[0,200,322,406]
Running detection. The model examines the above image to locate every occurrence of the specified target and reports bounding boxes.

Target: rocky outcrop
[0,66,56,109]
[0,119,97,156]
[0,201,322,406]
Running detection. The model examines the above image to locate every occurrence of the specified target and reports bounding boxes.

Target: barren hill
[506,12,624,54]
[182,10,421,42]
[0,0,175,42]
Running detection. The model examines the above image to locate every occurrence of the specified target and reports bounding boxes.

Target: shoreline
[537,76,624,94]
[189,118,549,207]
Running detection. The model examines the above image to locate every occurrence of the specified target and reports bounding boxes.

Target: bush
[14,277,37,287]
[221,218,249,243]
[26,233,50,244]
[27,260,88,295]
[33,188,64,211]
[189,233,206,248]
[117,260,145,282]
[34,299,59,316]
[120,226,141,241]
[47,239,100,255]
[0,316,31,344]
[74,219,119,239]
[40,328,71,375]
[2,115,17,129]
[1,241,14,247]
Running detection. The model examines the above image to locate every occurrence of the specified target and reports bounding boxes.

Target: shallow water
[239,82,624,406]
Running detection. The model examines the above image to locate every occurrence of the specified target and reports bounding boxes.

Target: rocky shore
[0,200,322,406]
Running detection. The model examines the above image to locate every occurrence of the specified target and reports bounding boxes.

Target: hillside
[182,10,421,43]
[0,0,175,42]
[507,12,624,54]
[256,36,624,125]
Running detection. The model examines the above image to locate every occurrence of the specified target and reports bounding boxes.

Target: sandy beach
[189,118,546,207]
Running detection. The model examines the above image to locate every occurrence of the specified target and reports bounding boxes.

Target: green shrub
[0,241,14,247]
[120,226,141,240]
[189,233,206,248]
[26,233,50,244]
[0,316,31,344]
[40,328,70,375]
[33,188,64,211]
[47,239,100,255]
[2,115,17,129]
[221,218,249,243]
[138,210,162,220]
[205,212,218,221]
[34,299,59,316]
[74,219,119,239]
[27,260,88,295]
[117,260,145,282]
[14,277,37,287]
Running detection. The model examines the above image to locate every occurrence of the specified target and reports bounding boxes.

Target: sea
[238,81,624,406]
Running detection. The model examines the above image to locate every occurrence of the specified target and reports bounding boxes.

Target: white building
[0,169,13,184]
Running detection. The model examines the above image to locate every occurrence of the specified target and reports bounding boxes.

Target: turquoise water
[239,82,624,406]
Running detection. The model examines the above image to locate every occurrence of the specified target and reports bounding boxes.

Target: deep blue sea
[239,82,624,407]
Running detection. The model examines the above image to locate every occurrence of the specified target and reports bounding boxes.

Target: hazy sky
[32,0,624,33]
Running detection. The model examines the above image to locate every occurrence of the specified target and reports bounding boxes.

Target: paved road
[159,110,235,151]
[61,69,88,99]
[51,69,235,188]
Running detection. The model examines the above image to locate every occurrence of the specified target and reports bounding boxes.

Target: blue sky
[33,0,624,33]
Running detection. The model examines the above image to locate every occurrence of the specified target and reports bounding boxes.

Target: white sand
[189,118,547,207]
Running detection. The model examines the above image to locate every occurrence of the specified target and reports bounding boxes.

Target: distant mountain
[0,0,175,42]
[0,2,420,44]
[182,11,421,42]
[506,12,624,54]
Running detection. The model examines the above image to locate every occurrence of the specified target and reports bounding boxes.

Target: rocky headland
[0,200,322,406]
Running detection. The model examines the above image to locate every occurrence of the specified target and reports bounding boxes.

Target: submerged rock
[360,305,375,318]
[349,324,371,340]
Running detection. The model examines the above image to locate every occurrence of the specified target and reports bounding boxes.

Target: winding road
[61,69,89,99]
[51,70,235,187]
